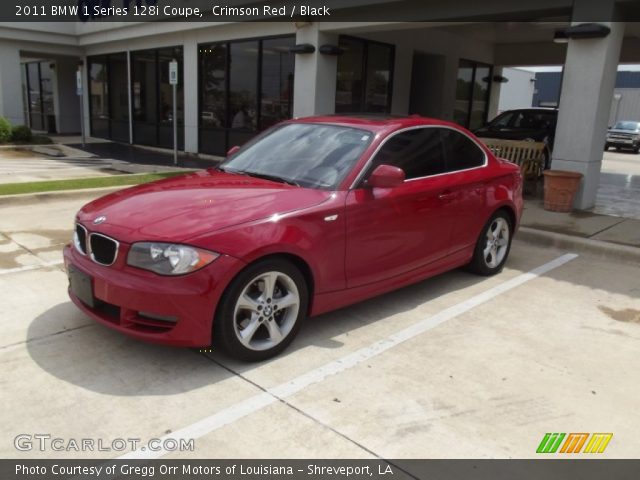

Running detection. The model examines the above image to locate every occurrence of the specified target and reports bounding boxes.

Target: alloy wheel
[232,271,300,351]
[483,217,510,268]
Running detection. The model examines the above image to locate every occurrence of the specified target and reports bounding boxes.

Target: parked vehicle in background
[474,108,558,169]
[64,115,523,361]
[605,120,640,153]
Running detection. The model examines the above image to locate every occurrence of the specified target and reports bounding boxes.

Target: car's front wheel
[214,258,308,361]
[468,211,513,276]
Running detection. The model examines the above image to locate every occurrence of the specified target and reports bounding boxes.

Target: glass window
[441,129,485,171]
[454,60,492,129]
[199,36,296,155]
[132,50,157,124]
[109,53,130,142]
[260,37,295,130]
[39,62,54,116]
[158,47,184,126]
[200,44,227,128]
[469,65,490,130]
[335,37,394,114]
[229,41,258,131]
[369,128,446,179]
[454,61,473,126]
[27,63,43,131]
[89,58,108,119]
[364,42,393,113]
[336,37,364,113]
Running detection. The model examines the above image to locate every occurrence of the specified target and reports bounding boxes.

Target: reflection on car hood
[77,170,333,243]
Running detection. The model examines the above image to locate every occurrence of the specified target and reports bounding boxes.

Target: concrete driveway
[1,190,639,460]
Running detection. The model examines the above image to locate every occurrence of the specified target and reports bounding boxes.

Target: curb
[0,186,126,205]
[518,226,640,264]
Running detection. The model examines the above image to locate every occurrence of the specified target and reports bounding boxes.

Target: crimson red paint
[64,115,523,356]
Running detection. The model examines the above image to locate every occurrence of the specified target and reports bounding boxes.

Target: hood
[77,170,333,243]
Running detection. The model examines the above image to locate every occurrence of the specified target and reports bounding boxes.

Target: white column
[183,40,199,153]
[0,43,25,125]
[551,14,624,209]
[293,24,338,117]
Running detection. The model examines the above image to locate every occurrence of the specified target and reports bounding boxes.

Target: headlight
[127,242,219,275]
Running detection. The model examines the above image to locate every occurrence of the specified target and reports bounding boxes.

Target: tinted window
[369,128,446,180]
[440,129,485,171]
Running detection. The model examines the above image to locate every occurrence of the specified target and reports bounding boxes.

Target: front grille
[89,233,119,266]
[74,224,87,255]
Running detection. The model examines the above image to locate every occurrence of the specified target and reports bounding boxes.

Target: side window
[368,128,446,180]
[440,129,485,172]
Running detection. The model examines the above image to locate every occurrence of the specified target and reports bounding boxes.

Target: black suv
[474,108,558,169]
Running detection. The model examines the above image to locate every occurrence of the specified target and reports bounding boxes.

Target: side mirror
[367,164,405,188]
[227,145,240,156]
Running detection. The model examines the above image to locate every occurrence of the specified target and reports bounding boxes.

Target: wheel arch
[494,204,517,231]
[218,252,316,318]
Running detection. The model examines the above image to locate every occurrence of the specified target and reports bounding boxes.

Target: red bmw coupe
[64,115,523,361]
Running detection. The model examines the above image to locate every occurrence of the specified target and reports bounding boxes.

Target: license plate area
[68,264,95,308]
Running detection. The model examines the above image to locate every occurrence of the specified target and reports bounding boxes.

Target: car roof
[288,114,464,134]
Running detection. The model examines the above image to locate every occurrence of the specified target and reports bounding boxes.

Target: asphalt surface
[1,190,639,459]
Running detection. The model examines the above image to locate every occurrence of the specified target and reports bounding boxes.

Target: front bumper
[63,244,245,347]
[607,138,639,149]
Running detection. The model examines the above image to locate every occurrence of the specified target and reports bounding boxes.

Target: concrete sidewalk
[521,200,640,249]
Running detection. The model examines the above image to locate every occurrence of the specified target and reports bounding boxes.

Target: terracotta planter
[543,170,583,212]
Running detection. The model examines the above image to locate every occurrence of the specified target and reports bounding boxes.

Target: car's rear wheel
[214,259,308,361]
[468,211,512,276]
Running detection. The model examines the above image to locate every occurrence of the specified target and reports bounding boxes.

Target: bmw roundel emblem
[93,215,107,225]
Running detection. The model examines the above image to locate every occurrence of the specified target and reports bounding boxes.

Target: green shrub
[0,117,11,143]
[11,125,32,143]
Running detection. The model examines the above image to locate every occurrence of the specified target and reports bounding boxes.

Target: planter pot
[543,170,584,212]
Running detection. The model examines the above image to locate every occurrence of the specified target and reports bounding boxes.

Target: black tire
[213,258,308,362]
[634,146,640,154]
[604,143,610,151]
[468,210,513,276]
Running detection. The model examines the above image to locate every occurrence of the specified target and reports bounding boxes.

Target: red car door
[344,127,458,288]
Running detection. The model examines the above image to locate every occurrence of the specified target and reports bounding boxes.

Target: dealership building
[0,0,639,208]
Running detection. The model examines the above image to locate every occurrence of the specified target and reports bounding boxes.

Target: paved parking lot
[1,190,639,460]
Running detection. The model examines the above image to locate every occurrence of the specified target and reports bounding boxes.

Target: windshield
[613,121,640,131]
[220,123,374,189]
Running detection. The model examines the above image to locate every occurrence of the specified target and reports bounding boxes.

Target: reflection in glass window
[89,58,108,119]
[200,44,227,128]
[260,37,295,130]
[469,66,490,130]
[336,36,394,114]
[364,42,393,113]
[198,36,296,155]
[132,50,157,124]
[454,59,492,129]
[336,37,364,113]
[229,41,258,131]
[39,62,54,116]
[158,47,184,126]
